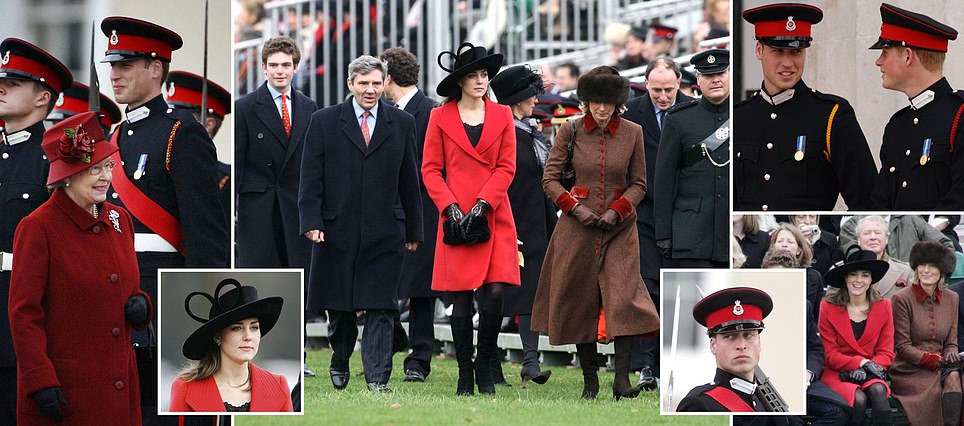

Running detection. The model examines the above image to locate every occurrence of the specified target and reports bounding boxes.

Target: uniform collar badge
[126,105,151,124]
[730,377,757,395]
[3,129,31,146]
[910,90,935,110]
[759,88,795,106]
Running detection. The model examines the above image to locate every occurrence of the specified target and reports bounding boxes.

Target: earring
[65,180,71,188]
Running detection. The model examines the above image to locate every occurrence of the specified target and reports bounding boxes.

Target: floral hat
[41,111,117,185]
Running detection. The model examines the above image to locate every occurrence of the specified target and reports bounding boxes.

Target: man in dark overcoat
[621,55,693,389]
[236,36,317,268]
[299,55,423,392]
[0,37,72,426]
[380,46,439,383]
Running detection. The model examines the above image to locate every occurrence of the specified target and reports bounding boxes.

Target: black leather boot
[450,315,475,396]
[474,312,501,394]
[576,343,599,400]
[519,321,551,387]
[613,337,641,400]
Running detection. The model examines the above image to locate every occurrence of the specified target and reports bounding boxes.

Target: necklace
[91,204,99,218]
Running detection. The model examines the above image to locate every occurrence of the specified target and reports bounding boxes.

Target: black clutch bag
[561,120,577,190]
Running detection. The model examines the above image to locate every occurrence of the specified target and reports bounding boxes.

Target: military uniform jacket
[872,78,964,210]
[653,97,728,263]
[0,121,49,367]
[112,95,228,267]
[734,80,876,211]
[677,368,766,412]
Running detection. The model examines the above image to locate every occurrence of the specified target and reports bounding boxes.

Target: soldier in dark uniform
[735,3,877,211]
[869,3,963,210]
[0,37,72,426]
[47,82,122,134]
[100,16,228,424]
[678,287,774,412]
[164,70,233,224]
[622,55,693,390]
[653,49,729,269]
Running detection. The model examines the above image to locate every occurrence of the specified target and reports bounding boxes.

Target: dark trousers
[675,259,728,268]
[0,367,15,425]
[632,278,660,372]
[328,309,394,384]
[403,297,435,376]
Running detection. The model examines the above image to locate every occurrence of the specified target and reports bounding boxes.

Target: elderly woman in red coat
[9,112,151,424]
[170,278,292,412]
[422,42,521,396]
[890,241,962,426]
[532,66,660,401]
[819,249,894,425]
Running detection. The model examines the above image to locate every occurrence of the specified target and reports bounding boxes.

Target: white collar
[909,90,936,110]
[729,377,757,395]
[395,87,418,110]
[759,88,795,106]
[3,129,31,146]
[126,105,151,124]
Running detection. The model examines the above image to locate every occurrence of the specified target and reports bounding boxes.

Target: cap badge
[707,55,716,64]
[733,300,744,315]
[56,93,64,107]
[110,30,119,46]
[556,104,565,115]
[715,126,729,141]
[786,16,796,32]
[0,51,8,65]
[167,82,176,97]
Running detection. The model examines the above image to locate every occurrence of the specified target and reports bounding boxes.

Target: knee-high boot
[575,343,599,400]
[450,315,475,396]
[942,392,961,426]
[613,336,641,400]
[475,311,501,394]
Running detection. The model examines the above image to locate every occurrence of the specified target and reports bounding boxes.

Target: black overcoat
[299,99,423,311]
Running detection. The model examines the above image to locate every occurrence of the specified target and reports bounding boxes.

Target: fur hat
[909,240,956,278]
[576,66,629,106]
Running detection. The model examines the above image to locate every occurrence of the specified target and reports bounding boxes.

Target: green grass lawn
[235,349,728,425]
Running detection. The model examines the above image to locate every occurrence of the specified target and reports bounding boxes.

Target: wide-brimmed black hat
[490,65,544,106]
[182,278,284,360]
[909,240,956,279]
[823,249,890,289]
[576,65,629,106]
[436,42,503,98]
[693,287,773,336]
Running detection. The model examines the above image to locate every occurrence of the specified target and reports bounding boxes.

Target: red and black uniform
[678,368,767,412]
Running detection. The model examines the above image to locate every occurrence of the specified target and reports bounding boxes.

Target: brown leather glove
[570,204,600,227]
[596,209,620,231]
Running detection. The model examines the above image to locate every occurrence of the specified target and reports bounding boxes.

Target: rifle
[89,20,100,115]
[754,366,789,412]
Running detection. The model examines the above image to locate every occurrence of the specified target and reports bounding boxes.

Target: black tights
[852,383,888,425]
[450,282,505,317]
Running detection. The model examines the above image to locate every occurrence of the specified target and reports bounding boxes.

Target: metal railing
[234,0,705,105]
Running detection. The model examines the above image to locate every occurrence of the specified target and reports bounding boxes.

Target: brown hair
[915,48,945,73]
[761,248,799,268]
[737,215,762,236]
[823,278,883,314]
[769,223,814,268]
[380,47,419,87]
[176,330,251,390]
[262,36,301,67]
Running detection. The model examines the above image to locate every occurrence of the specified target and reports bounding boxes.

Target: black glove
[657,239,673,258]
[862,361,887,381]
[125,295,148,326]
[31,386,67,422]
[839,369,868,384]
[442,204,467,243]
[460,199,491,244]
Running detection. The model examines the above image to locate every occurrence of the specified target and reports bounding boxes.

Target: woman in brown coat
[532,66,660,400]
[890,241,962,426]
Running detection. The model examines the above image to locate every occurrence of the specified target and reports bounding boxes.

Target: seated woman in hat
[488,64,555,387]
[8,112,151,424]
[170,279,291,412]
[532,65,659,400]
[818,249,894,425]
[421,42,521,396]
[890,241,962,426]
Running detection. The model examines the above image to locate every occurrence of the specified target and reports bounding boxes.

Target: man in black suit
[236,36,317,269]
[621,55,692,391]
[380,47,439,383]
[300,55,423,393]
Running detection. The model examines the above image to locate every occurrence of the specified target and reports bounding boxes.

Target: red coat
[421,99,521,290]
[9,189,150,425]
[818,299,895,405]
[169,363,293,412]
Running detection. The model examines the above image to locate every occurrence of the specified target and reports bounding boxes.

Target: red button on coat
[111,328,120,337]
[109,274,119,283]
[114,381,124,390]
[92,225,101,234]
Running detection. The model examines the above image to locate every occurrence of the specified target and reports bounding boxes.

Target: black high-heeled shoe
[520,365,552,388]
[612,383,641,401]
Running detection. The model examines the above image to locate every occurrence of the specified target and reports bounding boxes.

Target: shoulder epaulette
[667,99,698,114]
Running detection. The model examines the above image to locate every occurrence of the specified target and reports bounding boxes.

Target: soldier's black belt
[681,119,729,168]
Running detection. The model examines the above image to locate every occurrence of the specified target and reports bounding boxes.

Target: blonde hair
[579,101,628,116]
[769,223,814,268]
[732,234,746,268]
[915,49,945,73]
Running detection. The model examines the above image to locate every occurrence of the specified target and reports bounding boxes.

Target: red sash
[705,386,754,412]
[109,130,185,255]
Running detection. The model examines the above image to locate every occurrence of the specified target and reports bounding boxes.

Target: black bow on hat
[435,42,503,98]
[182,278,284,360]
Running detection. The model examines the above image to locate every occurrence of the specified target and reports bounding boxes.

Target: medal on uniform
[133,153,148,180]
[920,138,931,166]
[794,135,806,161]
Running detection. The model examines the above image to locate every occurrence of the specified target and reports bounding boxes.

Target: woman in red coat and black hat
[422,42,521,396]
[170,278,292,412]
[9,112,151,424]
[818,249,894,425]
[890,241,962,426]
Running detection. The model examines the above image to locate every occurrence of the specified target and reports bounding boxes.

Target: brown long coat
[532,115,660,345]
[890,284,960,426]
